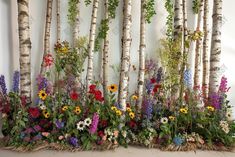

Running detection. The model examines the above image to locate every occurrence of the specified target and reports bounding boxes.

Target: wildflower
[129,112,135,119]
[143,98,153,119]
[89,84,97,93]
[209,92,221,109]
[89,113,99,134]
[62,105,68,112]
[219,120,230,134]
[160,117,168,124]
[107,84,118,93]
[58,136,64,140]
[38,90,47,100]
[184,69,192,88]
[42,132,50,137]
[69,137,79,147]
[0,75,7,95]
[70,91,79,101]
[116,110,122,116]
[42,110,50,118]
[129,120,137,128]
[84,118,92,126]
[226,110,233,121]
[43,53,54,67]
[206,106,215,112]
[55,120,65,129]
[74,106,81,115]
[180,108,188,114]
[113,130,119,138]
[126,107,132,112]
[131,95,138,100]
[150,78,156,84]
[94,90,104,102]
[77,121,85,131]
[173,136,184,146]
[153,84,161,93]
[219,76,229,93]
[111,106,117,111]
[39,104,47,110]
[99,120,108,128]
[28,107,40,118]
[169,116,175,121]
[12,71,20,93]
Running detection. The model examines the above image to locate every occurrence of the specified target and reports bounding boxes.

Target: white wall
[0,0,234,116]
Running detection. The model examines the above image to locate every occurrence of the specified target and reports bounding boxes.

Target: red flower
[129,120,137,128]
[43,54,54,67]
[21,95,27,107]
[98,130,105,137]
[70,91,79,101]
[99,120,108,128]
[150,78,156,84]
[28,107,40,118]
[94,90,104,102]
[153,84,161,93]
[89,84,96,93]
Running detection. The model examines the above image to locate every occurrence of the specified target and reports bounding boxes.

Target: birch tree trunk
[56,0,61,41]
[202,0,209,98]
[194,0,204,88]
[86,0,99,91]
[209,0,222,94]
[18,0,32,101]
[174,0,183,39]
[73,0,80,47]
[137,0,146,111]
[40,0,53,74]
[102,0,109,100]
[118,0,132,111]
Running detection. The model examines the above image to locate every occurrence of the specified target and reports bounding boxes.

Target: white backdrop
[0,0,234,117]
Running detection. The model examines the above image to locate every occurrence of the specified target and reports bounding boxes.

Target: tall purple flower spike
[89,112,99,134]
[0,75,7,95]
[12,71,20,93]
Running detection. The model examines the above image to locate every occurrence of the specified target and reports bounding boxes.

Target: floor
[0,147,235,157]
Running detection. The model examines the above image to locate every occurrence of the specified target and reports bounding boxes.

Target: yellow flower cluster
[62,105,69,112]
[42,110,50,118]
[107,84,118,93]
[74,106,81,115]
[169,116,175,121]
[126,107,135,119]
[38,90,47,100]
[111,106,122,116]
[180,108,188,114]
[206,106,215,112]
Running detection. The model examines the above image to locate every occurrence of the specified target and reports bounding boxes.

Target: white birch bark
[137,0,146,111]
[40,0,53,74]
[202,0,209,98]
[18,0,32,100]
[194,0,204,88]
[73,0,80,47]
[102,0,109,99]
[86,0,99,91]
[118,0,132,111]
[56,0,61,41]
[209,0,222,94]
[174,0,183,39]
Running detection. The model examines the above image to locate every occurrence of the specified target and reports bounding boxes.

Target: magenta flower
[89,113,99,134]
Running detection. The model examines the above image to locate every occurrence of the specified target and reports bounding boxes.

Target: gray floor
[0,147,235,157]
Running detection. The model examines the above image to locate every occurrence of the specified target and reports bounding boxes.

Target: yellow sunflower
[59,46,69,53]
[116,110,122,116]
[206,106,215,112]
[108,84,118,93]
[169,116,176,121]
[131,95,138,100]
[74,106,81,115]
[62,105,69,112]
[38,90,47,100]
[180,108,188,114]
[42,110,50,118]
[111,106,117,111]
[129,112,135,119]
[126,107,132,112]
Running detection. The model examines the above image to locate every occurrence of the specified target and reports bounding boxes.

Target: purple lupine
[36,75,53,94]
[55,120,65,129]
[69,137,79,147]
[89,113,99,134]
[219,76,229,93]
[12,71,20,93]
[209,92,221,110]
[0,75,7,95]
[143,98,153,119]
[145,80,154,94]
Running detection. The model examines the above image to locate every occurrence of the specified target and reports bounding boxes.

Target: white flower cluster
[76,118,92,130]
[105,128,119,143]
[219,120,230,134]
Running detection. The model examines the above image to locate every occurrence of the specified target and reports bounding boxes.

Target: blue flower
[12,71,20,93]
[173,136,184,146]
[0,75,7,95]
[69,137,79,147]
[184,69,192,88]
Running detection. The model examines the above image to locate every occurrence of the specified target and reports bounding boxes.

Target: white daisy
[77,121,85,131]
[226,110,233,121]
[160,117,168,124]
[84,118,92,126]
[39,104,46,110]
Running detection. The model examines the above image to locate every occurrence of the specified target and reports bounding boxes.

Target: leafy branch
[144,0,156,24]
[165,0,174,41]
[192,0,200,14]
[67,0,79,26]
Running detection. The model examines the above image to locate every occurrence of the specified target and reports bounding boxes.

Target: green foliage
[192,0,200,14]
[94,19,109,52]
[144,0,156,23]
[108,0,119,19]
[85,0,92,6]
[68,0,79,26]
[165,0,174,41]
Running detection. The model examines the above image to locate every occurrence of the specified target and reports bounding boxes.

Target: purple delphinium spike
[0,75,7,95]
[36,75,53,94]
[143,98,153,119]
[218,76,228,93]
[209,92,221,110]
[145,80,153,94]
[12,71,20,93]
[89,113,99,134]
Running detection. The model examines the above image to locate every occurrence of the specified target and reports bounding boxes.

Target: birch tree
[202,0,209,98]
[174,0,183,39]
[118,0,132,111]
[56,0,61,41]
[209,0,222,94]
[86,0,99,91]
[194,0,204,88]
[40,0,53,74]
[137,0,146,111]
[73,0,80,47]
[18,0,32,100]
